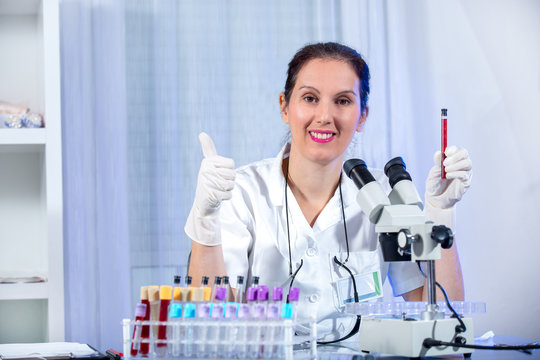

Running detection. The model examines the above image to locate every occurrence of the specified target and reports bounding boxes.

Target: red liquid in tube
[441,108,448,179]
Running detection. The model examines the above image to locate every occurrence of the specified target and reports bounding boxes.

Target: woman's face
[280,58,367,166]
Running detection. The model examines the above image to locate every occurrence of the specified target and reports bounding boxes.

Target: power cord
[416,262,540,353]
[416,262,466,333]
[423,338,540,353]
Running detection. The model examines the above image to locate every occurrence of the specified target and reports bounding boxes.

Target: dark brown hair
[283,42,370,112]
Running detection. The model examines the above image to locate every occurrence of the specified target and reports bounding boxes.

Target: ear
[356,107,369,132]
[279,93,289,124]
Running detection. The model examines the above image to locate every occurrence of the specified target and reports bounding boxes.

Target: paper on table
[0,342,97,358]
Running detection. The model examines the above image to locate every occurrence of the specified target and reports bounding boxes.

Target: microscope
[343,157,474,357]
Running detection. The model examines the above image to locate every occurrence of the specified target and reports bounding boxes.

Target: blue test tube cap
[281,303,293,319]
[183,303,196,318]
[169,303,182,318]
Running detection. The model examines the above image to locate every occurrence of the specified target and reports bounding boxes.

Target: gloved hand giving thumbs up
[185,133,235,246]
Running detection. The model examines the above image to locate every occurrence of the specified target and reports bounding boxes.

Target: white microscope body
[344,158,474,358]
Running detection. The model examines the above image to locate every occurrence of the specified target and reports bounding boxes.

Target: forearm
[433,244,464,301]
[188,241,228,286]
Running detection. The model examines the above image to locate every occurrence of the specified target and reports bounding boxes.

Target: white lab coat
[219,143,424,341]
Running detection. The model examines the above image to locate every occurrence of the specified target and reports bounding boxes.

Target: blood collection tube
[139,286,151,355]
[210,276,222,302]
[222,276,231,302]
[180,275,192,301]
[156,286,172,356]
[172,275,182,302]
[202,276,212,301]
[130,301,148,355]
[441,108,448,179]
[235,275,245,303]
[148,286,161,345]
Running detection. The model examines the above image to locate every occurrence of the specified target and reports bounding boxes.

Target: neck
[283,148,344,226]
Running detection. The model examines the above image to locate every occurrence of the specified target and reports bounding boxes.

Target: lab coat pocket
[329,250,383,310]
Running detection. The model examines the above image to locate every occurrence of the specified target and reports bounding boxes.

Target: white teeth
[310,131,333,139]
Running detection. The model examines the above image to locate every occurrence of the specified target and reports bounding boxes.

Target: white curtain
[61,0,540,351]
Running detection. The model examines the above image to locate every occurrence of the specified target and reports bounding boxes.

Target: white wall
[385,0,540,339]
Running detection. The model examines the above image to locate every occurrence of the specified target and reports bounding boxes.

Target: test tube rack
[122,317,297,359]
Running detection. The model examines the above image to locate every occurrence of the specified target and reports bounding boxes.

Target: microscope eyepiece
[344,159,376,190]
[384,157,412,188]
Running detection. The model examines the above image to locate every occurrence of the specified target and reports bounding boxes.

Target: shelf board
[0,128,46,152]
[0,282,48,300]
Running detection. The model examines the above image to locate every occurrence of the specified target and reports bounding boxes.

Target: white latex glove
[425,146,472,227]
[185,133,235,246]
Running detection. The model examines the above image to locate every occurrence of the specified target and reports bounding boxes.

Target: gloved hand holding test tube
[425,109,472,228]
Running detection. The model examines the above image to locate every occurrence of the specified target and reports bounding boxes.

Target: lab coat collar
[267,143,359,231]
[268,143,290,207]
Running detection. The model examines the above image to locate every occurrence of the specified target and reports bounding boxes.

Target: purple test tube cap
[215,286,227,301]
[272,287,283,302]
[288,287,300,302]
[246,287,257,302]
[257,285,269,302]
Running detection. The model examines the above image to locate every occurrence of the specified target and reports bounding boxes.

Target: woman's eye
[337,98,351,105]
[303,96,317,103]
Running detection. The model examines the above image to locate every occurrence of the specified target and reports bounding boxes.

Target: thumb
[199,132,218,158]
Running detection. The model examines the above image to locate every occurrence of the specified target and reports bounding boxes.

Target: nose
[316,100,332,125]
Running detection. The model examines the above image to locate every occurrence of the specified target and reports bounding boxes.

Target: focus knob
[431,225,454,249]
[397,229,414,250]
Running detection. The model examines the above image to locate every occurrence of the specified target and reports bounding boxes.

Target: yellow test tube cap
[160,285,173,300]
[173,287,181,300]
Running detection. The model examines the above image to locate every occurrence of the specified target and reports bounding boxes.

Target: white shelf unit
[0,0,64,343]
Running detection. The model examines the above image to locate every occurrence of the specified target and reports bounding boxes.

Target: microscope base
[358,317,474,357]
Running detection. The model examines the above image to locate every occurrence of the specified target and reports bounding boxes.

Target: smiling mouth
[309,131,336,143]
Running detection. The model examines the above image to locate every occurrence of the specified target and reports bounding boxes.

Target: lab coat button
[309,294,320,303]
[306,247,317,257]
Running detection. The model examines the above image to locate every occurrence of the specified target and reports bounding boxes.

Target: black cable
[285,160,293,277]
[423,338,540,351]
[416,262,466,333]
[416,263,540,353]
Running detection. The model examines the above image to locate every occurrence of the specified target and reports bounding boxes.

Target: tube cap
[140,286,149,301]
[134,303,147,318]
[160,286,172,300]
[272,287,283,302]
[215,287,227,301]
[173,275,181,284]
[257,285,269,302]
[246,287,257,302]
[183,303,196,318]
[288,287,300,302]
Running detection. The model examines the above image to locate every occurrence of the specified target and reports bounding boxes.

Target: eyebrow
[298,86,357,97]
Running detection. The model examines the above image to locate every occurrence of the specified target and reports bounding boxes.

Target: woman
[185,42,472,342]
